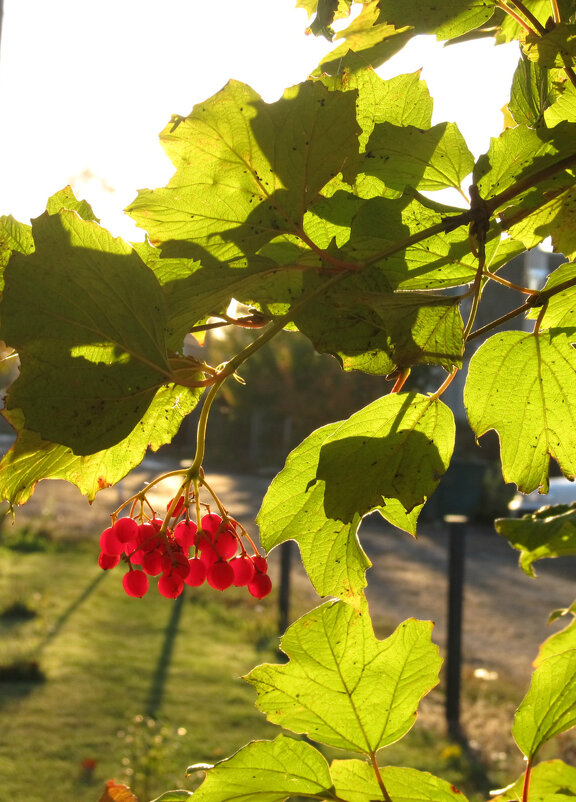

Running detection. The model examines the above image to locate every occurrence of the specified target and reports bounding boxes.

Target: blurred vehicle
[508,476,576,515]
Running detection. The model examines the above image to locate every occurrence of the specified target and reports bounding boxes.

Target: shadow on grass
[37,571,108,656]
[146,592,185,718]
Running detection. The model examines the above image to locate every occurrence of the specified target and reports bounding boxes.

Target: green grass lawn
[0,536,280,801]
[0,528,520,802]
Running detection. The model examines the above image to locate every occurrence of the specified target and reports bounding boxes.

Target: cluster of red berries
[98,500,272,601]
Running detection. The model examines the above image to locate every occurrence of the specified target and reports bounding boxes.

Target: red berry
[200,513,222,536]
[100,526,124,556]
[123,570,149,598]
[150,517,164,531]
[230,555,255,586]
[207,560,234,591]
[137,523,156,548]
[167,495,186,518]
[113,517,139,543]
[158,573,184,599]
[98,552,120,570]
[185,557,207,587]
[141,550,163,576]
[199,543,219,566]
[163,551,191,580]
[174,520,198,549]
[252,555,268,574]
[215,529,238,560]
[248,572,272,599]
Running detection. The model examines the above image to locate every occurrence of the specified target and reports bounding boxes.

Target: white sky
[0,1,520,241]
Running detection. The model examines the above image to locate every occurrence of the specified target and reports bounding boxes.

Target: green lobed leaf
[295,284,463,375]
[513,649,576,759]
[150,793,193,802]
[0,211,185,455]
[525,263,576,334]
[258,393,454,601]
[0,215,33,290]
[474,124,576,205]
[257,421,371,605]
[127,80,361,261]
[313,2,412,76]
[330,761,468,802]
[341,193,480,290]
[507,185,576,260]
[464,331,576,493]
[375,0,496,40]
[523,24,576,69]
[321,66,433,152]
[245,601,442,754]
[491,759,576,801]
[188,735,335,802]
[0,383,203,505]
[45,185,99,222]
[545,83,576,126]
[361,122,474,193]
[314,392,455,519]
[496,504,576,576]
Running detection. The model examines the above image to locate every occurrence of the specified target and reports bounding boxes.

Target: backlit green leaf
[496,504,576,576]
[509,56,562,127]
[375,0,496,40]
[0,215,33,288]
[362,122,474,193]
[257,421,371,605]
[525,263,576,334]
[523,24,576,69]
[127,80,360,261]
[513,649,576,759]
[189,735,335,802]
[464,332,576,493]
[331,761,468,802]
[0,211,176,455]
[245,601,442,754]
[258,393,454,601]
[0,382,203,505]
[45,186,99,221]
[322,67,433,151]
[535,615,576,668]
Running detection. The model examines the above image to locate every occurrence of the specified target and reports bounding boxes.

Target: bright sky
[0,1,520,241]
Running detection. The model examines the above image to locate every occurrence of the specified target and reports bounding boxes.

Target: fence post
[444,513,468,740]
[278,540,292,634]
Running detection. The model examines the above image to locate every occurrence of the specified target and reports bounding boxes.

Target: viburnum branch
[551,0,561,22]
[507,0,547,33]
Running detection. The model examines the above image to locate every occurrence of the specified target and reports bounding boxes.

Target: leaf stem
[429,366,459,400]
[497,0,538,34]
[509,0,546,33]
[522,759,533,802]
[483,270,539,295]
[370,753,393,802]
[551,0,561,23]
